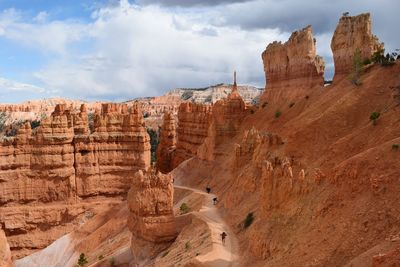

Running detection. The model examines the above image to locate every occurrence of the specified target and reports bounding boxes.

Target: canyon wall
[331,13,383,83]
[156,112,177,174]
[127,169,177,264]
[172,102,212,168]
[198,80,247,161]
[0,103,150,257]
[261,25,325,103]
[172,77,248,165]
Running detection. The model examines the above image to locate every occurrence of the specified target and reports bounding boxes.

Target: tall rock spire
[233,70,238,93]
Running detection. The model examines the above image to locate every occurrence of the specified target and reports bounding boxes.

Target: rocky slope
[171,13,400,267]
[4,11,399,267]
[0,103,150,258]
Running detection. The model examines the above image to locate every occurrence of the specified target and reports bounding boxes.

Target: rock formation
[127,169,177,265]
[172,73,248,165]
[167,84,261,104]
[156,112,177,173]
[198,72,247,161]
[172,102,212,168]
[331,13,383,82]
[261,25,325,103]
[75,103,150,197]
[0,103,151,257]
[0,228,11,267]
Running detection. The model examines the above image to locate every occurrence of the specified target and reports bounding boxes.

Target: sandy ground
[174,185,239,267]
[13,182,240,267]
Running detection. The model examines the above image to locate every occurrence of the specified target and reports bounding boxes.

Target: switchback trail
[174,185,239,267]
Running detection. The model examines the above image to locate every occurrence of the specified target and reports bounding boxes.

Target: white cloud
[34,11,49,23]
[0,9,87,55]
[32,2,288,100]
[0,77,45,93]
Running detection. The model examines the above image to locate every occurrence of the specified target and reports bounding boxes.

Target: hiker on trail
[213,197,218,205]
[221,232,227,245]
[206,186,211,194]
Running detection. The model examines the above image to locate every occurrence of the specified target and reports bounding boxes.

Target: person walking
[213,197,218,205]
[221,232,227,245]
[206,186,211,194]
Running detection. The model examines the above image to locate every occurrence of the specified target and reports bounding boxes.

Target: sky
[0,0,399,103]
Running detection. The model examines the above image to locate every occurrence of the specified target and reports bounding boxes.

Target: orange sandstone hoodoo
[127,168,177,265]
[156,111,177,174]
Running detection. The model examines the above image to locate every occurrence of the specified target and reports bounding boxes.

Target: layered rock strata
[261,25,324,103]
[156,112,177,173]
[127,169,177,264]
[0,103,150,257]
[198,74,247,161]
[172,103,212,168]
[331,13,383,82]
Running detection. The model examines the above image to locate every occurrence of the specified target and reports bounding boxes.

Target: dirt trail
[174,185,239,267]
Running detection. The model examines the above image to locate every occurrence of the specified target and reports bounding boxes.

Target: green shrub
[77,253,88,267]
[362,57,371,66]
[98,255,104,260]
[350,48,363,85]
[392,144,399,150]
[244,212,254,229]
[147,128,159,164]
[31,120,40,129]
[369,112,381,125]
[180,203,190,214]
[372,48,397,66]
[274,110,281,118]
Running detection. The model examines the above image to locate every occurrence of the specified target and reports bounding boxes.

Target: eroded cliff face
[0,228,11,267]
[261,25,325,104]
[156,112,177,174]
[0,103,150,258]
[172,13,400,267]
[331,13,383,82]
[75,103,150,197]
[172,103,212,168]
[127,169,177,265]
[198,82,247,161]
